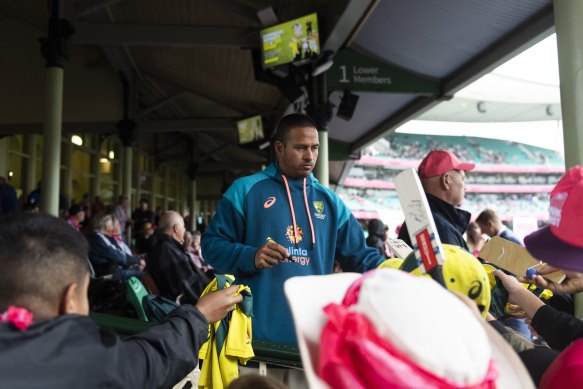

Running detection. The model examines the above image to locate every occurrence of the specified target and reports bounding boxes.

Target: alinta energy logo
[264,196,276,208]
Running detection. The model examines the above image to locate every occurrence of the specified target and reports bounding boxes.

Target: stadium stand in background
[339,133,564,235]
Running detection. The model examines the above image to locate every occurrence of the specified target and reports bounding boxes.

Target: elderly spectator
[148,212,209,301]
[398,150,474,250]
[87,213,143,280]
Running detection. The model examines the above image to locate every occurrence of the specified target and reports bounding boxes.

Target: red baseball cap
[524,166,583,272]
[418,150,475,179]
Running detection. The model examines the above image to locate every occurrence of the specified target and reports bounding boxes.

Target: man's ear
[274,140,284,155]
[60,283,80,315]
[441,172,451,190]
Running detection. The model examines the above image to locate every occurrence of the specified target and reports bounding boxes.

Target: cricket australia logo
[313,200,326,220]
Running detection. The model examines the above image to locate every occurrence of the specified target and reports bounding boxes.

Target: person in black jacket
[491,166,583,351]
[86,213,145,280]
[149,211,209,301]
[366,219,389,259]
[398,150,474,250]
[0,212,242,389]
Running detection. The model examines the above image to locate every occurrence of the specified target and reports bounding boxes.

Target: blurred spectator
[92,195,105,215]
[366,219,389,259]
[476,208,522,245]
[135,222,155,256]
[0,177,19,215]
[112,195,129,239]
[66,204,85,231]
[149,212,209,301]
[185,230,214,276]
[22,203,39,213]
[87,213,143,280]
[132,198,155,236]
[111,216,133,256]
[466,221,486,257]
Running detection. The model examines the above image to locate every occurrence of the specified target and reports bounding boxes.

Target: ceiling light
[71,135,83,146]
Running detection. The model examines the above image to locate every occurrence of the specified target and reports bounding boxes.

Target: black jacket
[0,306,208,389]
[87,231,139,277]
[398,193,471,251]
[531,304,583,351]
[148,234,199,300]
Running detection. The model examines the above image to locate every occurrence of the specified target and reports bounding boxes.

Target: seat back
[126,276,150,321]
[141,272,160,296]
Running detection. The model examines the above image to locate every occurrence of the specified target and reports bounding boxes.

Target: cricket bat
[479,236,566,284]
[394,168,446,287]
[386,238,413,259]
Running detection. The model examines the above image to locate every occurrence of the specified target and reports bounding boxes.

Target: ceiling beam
[144,73,261,116]
[323,0,379,52]
[139,118,236,133]
[66,0,125,19]
[0,118,237,136]
[198,162,264,172]
[136,91,189,118]
[72,21,259,48]
[213,0,261,24]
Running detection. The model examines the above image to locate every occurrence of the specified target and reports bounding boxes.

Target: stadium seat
[126,277,150,321]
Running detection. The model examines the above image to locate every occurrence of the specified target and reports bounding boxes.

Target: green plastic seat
[126,276,150,321]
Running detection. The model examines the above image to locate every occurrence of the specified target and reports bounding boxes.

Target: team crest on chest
[313,200,326,220]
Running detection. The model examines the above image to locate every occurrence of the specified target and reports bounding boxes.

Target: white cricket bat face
[394,168,446,272]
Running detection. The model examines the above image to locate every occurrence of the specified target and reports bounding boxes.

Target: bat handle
[428,265,446,288]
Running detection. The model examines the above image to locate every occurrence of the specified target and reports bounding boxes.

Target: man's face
[140,201,148,211]
[174,217,186,244]
[104,220,114,236]
[275,126,319,178]
[446,169,467,207]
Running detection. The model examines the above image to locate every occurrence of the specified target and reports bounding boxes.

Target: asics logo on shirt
[264,196,276,208]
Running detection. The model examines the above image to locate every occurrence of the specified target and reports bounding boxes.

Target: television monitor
[237,115,264,144]
[260,13,320,69]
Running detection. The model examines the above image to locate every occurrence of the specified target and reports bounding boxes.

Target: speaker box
[337,91,359,121]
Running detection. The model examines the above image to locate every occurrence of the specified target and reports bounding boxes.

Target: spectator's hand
[138,259,146,271]
[196,285,243,323]
[254,241,289,269]
[519,264,583,294]
[494,270,545,319]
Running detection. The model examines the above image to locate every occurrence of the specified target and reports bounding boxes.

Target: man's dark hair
[475,208,499,225]
[0,213,90,314]
[273,113,318,144]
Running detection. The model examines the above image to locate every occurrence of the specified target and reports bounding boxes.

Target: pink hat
[540,338,583,388]
[524,166,583,272]
[418,150,475,179]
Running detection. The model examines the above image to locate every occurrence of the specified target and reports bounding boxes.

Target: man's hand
[138,259,146,271]
[254,241,289,269]
[519,264,583,294]
[196,285,243,324]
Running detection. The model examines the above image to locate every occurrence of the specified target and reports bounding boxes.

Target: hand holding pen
[254,237,291,270]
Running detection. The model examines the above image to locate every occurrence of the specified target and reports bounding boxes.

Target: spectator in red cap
[398,150,475,250]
